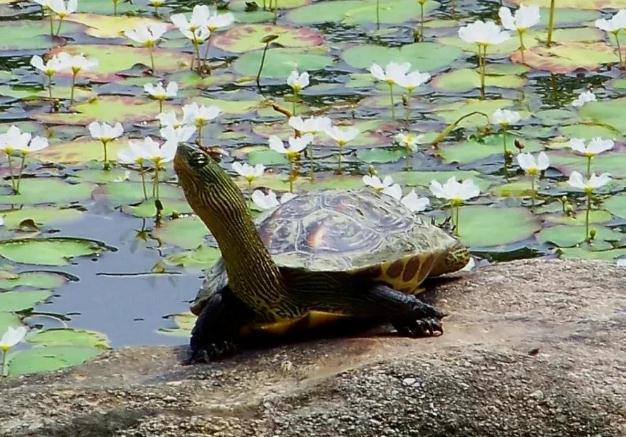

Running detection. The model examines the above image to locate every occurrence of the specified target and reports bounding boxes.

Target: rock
[0,259,625,437]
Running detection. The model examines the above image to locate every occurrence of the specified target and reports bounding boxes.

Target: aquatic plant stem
[139,164,148,201]
[273,0,279,24]
[478,44,486,99]
[158,99,163,113]
[530,175,536,210]
[308,145,315,181]
[337,144,344,174]
[613,31,624,68]
[202,34,212,75]
[6,154,16,192]
[518,30,526,64]
[292,91,298,116]
[586,156,592,178]
[15,154,26,194]
[451,203,461,237]
[418,2,425,42]
[256,41,271,89]
[101,140,111,170]
[149,47,155,74]
[1,349,7,377]
[288,156,297,193]
[191,42,201,71]
[113,0,118,16]
[546,0,556,48]
[48,10,54,37]
[153,166,161,200]
[376,0,380,30]
[47,74,53,100]
[585,192,591,242]
[70,72,77,104]
[388,83,395,120]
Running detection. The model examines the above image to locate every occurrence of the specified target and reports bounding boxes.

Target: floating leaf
[214,24,324,53]
[28,328,110,348]
[64,14,164,39]
[0,238,105,266]
[357,148,405,164]
[604,194,626,219]
[158,312,195,337]
[439,136,543,165]
[103,182,181,206]
[579,97,626,135]
[0,312,21,333]
[0,20,84,52]
[432,68,526,93]
[0,179,95,205]
[165,246,222,269]
[434,99,515,128]
[123,199,194,218]
[537,225,622,247]
[7,346,104,376]
[512,42,618,73]
[0,271,69,290]
[0,290,52,312]
[458,206,541,248]
[392,170,493,192]
[559,247,626,261]
[233,47,333,78]
[154,216,210,249]
[511,1,626,9]
[342,42,461,72]
[38,140,127,164]
[2,207,83,229]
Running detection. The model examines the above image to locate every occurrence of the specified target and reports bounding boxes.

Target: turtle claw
[184,340,238,365]
[394,318,443,337]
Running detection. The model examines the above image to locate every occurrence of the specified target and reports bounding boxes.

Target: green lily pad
[357,148,405,164]
[538,225,622,247]
[392,170,493,192]
[434,99,515,128]
[194,96,263,115]
[440,136,543,165]
[165,246,221,269]
[230,0,308,9]
[28,328,110,348]
[511,0,626,8]
[233,47,333,79]
[213,24,324,53]
[342,42,461,73]
[2,207,83,229]
[65,14,164,39]
[154,216,209,249]
[123,199,193,218]
[33,96,160,126]
[0,84,95,102]
[6,345,104,376]
[580,97,626,135]
[548,150,626,179]
[559,124,619,139]
[0,312,21,333]
[0,179,95,205]
[103,182,181,206]
[0,271,69,290]
[247,147,289,166]
[490,180,536,197]
[38,140,127,164]
[559,247,626,261]
[158,312,195,337]
[458,206,541,248]
[543,210,613,225]
[432,69,526,93]
[513,42,618,73]
[78,0,139,14]
[50,44,192,80]
[0,20,84,52]
[0,238,105,266]
[0,290,52,312]
[605,194,626,219]
[287,0,439,25]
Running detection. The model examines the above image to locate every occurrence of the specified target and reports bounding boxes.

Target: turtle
[174,144,470,362]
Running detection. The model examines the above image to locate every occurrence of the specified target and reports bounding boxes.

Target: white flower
[617,258,626,267]
[286,70,309,93]
[49,0,77,18]
[144,82,178,100]
[148,0,165,7]
[88,121,124,143]
[160,125,195,145]
[269,134,313,158]
[156,111,183,128]
[56,52,98,75]
[171,5,210,32]
[0,126,49,155]
[30,54,67,77]
[567,171,611,192]
[397,70,431,92]
[395,132,423,152]
[362,175,402,199]
[499,5,540,32]
[430,177,480,204]
[401,190,430,213]
[325,125,359,146]
[369,62,411,85]
[181,26,210,43]
[458,20,510,46]
[288,116,332,133]
[251,190,295,210]
[182,103,221,127]
[572,90,596,107]
[0,326,27,352]
[124,23,168,47]
[32,0,51,8]
[595,10,626,33]
[490,109,521,126]
[118,136,175,166]
[516,152,549,176]
[206,10,235,31]
[232,162,265,184]
[568,137,614,157]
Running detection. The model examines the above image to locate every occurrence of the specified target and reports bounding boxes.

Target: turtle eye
[190,152,208,168]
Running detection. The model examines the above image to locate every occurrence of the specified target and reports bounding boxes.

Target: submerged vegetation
[0,0,625,375]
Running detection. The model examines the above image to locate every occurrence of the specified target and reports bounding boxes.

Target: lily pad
[432,69,526,93]
[579,97,626,135]
[28,328,110,348]
[233,47,333,78]
[511,0,626,8]
[559,247,626,261]
[165,246,221,269]
[6,345,104,376]
[0,271,69,290]
[154,216,210,249]
[440,136,543,165]
[123,199,193,218]
[0,312,21,333]
[213,24,324,53]
[287,0,439,25]
[538,225,622,247]
[0,179,95,205]
[2,207,83,229]
[38,140,128,164]
[158,312,195,337]
[0,238,105,266]
[247,148,289,166]
[0,20,84,52]
[103,182,181,206]
[342,42,462,73]
[0,290,52,312]
[357,148,405,164]
[392,170,493,192]
[434,99,516,128]
[512,42,618,73]
[605,194,626,219]
[65,14,164,39]
[458,206,541,248]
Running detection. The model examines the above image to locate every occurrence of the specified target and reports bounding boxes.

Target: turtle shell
[191,190,468,314]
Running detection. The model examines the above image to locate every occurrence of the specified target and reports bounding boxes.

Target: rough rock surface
[1,259,625,437]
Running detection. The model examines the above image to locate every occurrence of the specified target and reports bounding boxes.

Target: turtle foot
[393,318,443,337]
[184,340,238,365]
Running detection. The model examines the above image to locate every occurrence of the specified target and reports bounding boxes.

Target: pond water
[1,0,626,375]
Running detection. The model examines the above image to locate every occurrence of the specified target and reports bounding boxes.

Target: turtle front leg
[186,286,255,364]
[365,284,446,337]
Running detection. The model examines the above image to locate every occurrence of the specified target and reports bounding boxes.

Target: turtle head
[431,240,471,277]
[174,144,247,224]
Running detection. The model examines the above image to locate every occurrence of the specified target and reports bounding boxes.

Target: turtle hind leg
[365,284,446,337]
[186,286,255,365]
